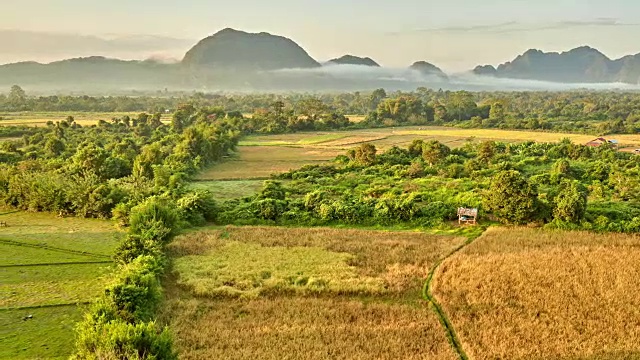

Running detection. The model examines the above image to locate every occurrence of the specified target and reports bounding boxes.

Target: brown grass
[433,227,640,360]
[169,226,465,295]
[162,296,456,360]
[162,226,466,359]
[196,146,344,180]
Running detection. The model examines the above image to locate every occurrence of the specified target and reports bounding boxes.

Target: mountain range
[1,28,639,92]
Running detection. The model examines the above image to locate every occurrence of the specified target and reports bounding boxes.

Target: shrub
[73,319,176,360]
[129,197,179,243]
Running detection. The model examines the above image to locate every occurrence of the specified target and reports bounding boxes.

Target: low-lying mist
[271,64,640,92]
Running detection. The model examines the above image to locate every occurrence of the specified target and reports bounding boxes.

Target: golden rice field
[161,226,466,359]
[0,111,171,127]
[433,227,640,360]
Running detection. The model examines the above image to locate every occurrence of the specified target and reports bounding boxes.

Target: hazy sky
[2,0,640,71]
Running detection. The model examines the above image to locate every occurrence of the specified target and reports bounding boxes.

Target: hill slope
[409,61,448,79]
[182,28,320,70]
[327,55,380,67]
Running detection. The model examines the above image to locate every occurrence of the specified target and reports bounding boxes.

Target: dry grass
[169,226,465,296]
[0,111,171,127]
[196,146,342,180]
[433,227,640,360]
[207,126,640,180]
[163,226,466,359]
[162,296,456,360]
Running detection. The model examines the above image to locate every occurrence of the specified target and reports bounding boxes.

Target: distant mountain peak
[409,61,448,79]
[476,46,640,84]
[327,55,380,67]
[182,28,320,70]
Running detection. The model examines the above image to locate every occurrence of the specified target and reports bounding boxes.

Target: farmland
[199,126,640,180]
[0,111,171,127]
[161,226,468,360]
[0,211,122,359]
[433,227,640,360]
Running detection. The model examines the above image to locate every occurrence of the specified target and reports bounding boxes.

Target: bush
[73,319,176,360]
[177,190,217,226]
[129,197,179,243]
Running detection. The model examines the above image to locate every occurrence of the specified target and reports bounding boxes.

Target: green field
[0,211,122,359]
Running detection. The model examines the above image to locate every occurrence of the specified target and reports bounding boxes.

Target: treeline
[72,198,181,359]
[4,85,640,134]
[218,139,640,232]
[0,107,239,219]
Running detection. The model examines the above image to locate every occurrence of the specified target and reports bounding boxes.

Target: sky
[2,0,640,71]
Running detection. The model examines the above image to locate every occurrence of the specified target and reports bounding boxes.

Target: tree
[489,101,506,122]
[355,143,377,166]
[8,85,26,109]
[552,180,587,223]
[446,91,477,121]
[477,141,496,163]
[484,170,540,224]
[422,140,450,166]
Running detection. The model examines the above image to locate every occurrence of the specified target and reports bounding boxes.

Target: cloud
[390,18,640,35]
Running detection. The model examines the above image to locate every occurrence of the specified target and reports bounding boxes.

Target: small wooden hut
[457,208,478,225]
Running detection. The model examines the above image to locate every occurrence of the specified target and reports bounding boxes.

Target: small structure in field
[457,208,478,225]
[585,137,619,148]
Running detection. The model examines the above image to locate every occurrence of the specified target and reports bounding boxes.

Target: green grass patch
[0,305,86,359]
[174,241,384,298]
[0,211,123,256]
[0,243,103,266]
[0,263,112,308]
[296,134,347,145]
[189,180,264,200]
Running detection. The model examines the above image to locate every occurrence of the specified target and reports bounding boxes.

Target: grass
[0,111,171,128]
[0,210,122,359]
[196,146,342,180]
[432,227,640,360]
[0,210,122,256]
[162,226,467,359]
[203,126,640,181]
[188,179,265,200]
[1,263,112,308]
[0,305,87,360]
[162,297,457,360]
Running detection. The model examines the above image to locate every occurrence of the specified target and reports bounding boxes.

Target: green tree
[484,170,540,224]
[354,143,377,166]
[422,140,450,166]
[552,180,587,223]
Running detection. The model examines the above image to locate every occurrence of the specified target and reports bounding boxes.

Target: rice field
[161,226,467,359]
[0,210,122,359]
[0,111,171,127]
[432,227,640,360]
[201,126,639,181]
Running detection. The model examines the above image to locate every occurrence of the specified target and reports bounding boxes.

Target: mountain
[0,30,191,65]
[474,46,640,84]
[327,55,380,67]
[182,28,320,70]
[409,61,448,79]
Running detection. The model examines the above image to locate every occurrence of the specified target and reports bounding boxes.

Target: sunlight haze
[1,0,639,70]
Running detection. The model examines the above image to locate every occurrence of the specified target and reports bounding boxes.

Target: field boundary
[0,238,111,259]
[422,227,487,360]
[0,301,91,312]
[0,260,112,268]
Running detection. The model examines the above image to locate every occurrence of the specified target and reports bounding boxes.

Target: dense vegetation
[219,139,640,232]
[3,86,640,134]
